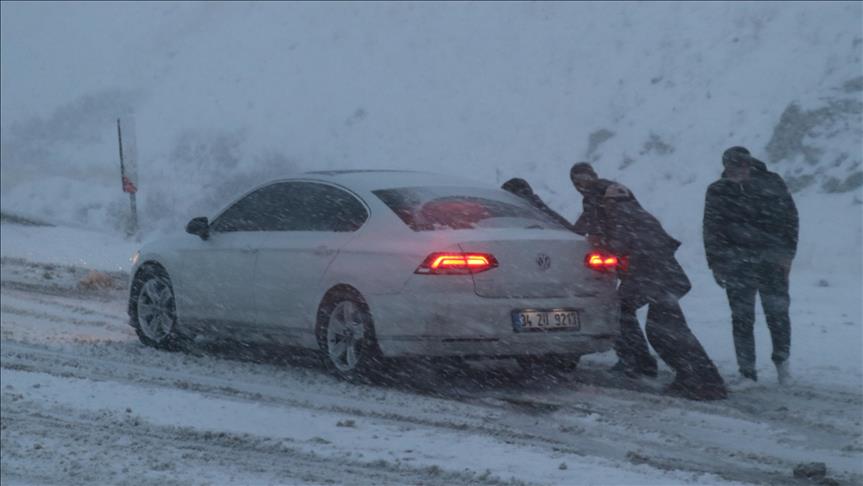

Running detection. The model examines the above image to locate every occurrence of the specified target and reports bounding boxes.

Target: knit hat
[570,162,598,179]
[722,146,751,167]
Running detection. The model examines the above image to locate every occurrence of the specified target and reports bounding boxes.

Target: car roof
[301,169,498,193]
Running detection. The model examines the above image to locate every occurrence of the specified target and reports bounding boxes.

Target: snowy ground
[1,222,861,486]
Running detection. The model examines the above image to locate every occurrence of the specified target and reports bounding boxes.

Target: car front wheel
[132,267,183,350]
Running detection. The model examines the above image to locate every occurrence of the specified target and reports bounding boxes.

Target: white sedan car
[129,170,620,378]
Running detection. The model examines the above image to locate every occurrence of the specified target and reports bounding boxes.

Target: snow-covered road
[1,254,861,485]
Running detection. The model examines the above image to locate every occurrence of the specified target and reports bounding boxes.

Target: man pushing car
[570,162,727,400]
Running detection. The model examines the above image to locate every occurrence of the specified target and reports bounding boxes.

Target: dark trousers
[725,261,791,372]
[615,301,657,372]
[615,292,724,387]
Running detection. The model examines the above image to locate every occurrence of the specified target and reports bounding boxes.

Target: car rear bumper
[367,286,620,358]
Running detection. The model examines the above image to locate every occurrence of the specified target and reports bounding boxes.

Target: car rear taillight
[585,252,626,272]
[415,252,499,275]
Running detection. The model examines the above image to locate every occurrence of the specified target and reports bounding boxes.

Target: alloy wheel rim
[137,278,175,342]
[327,301,365,372]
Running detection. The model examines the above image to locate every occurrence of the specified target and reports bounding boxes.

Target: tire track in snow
[2,392,522,486]
[3,340,842,486]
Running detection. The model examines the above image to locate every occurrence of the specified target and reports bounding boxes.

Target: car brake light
[585,252,625,272]
[415,252,498,275]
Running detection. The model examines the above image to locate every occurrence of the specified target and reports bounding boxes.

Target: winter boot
[638,357,659,378]
[610,358,657,378]
[664,375,727,401]
[739,367,758,382]
[727,371,759,391]
[775,360,791,385]
[609,360,638,378]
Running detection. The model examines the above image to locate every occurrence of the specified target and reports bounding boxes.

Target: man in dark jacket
[703,146,798,384]
[501,178,575,230]
[571,164,617,247]
[571,163,657,377]
[572,162,727,400]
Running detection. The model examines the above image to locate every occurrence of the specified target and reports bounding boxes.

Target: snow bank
[0,223,137,272]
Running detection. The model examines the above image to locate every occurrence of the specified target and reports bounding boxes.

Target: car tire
[516,354,581,376]
[317,291,384,381]
[131,266,184,351]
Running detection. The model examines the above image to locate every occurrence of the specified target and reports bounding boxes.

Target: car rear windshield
[373,186,567,231]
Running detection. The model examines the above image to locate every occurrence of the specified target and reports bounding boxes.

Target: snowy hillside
[1,2,861,278]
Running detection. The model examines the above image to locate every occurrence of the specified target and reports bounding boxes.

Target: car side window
[260,182,368,232]
[210,189,268,232]
[213,181,368,233]
[303,183,369,232]
[249,183,300,231]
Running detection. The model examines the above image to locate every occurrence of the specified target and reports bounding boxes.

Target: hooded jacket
[577,179,690,300]
[703,158,799,279]
[572,178,618,238]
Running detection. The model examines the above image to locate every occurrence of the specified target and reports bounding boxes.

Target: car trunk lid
[456,230,610,299]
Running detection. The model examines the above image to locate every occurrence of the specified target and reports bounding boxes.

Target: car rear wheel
[516,354,580,376]
[132,267,183,350]
[317,292,383,381]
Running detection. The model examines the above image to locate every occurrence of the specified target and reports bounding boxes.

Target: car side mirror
[186,217,210,240]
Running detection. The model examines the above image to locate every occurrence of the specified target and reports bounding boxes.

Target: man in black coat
[571,163,657,377]
[501,178,575,230]
[703,146,798,384]
[571,162,727,400]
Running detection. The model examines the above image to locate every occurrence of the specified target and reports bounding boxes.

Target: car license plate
[512,309,581,332]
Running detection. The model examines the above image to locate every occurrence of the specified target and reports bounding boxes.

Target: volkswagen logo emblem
[536,253,551,271]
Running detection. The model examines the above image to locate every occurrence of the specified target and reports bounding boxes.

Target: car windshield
[373,186,566,231]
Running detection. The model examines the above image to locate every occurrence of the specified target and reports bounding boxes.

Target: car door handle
[240,247,257,254]
[314,245,337,256]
